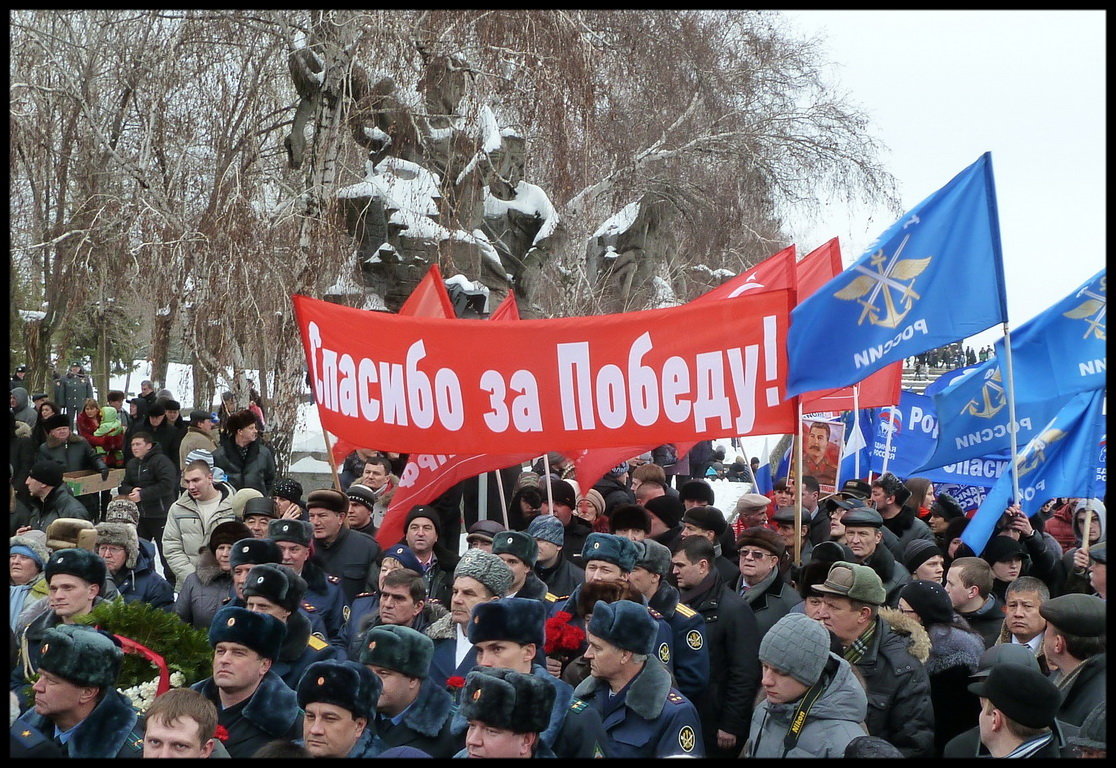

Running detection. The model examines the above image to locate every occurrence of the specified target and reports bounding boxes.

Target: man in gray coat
[733,527,802,640]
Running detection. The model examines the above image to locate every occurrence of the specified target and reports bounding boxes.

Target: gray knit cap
[526,514,564,547]
[758,613,831,686]
[454,548,513,598]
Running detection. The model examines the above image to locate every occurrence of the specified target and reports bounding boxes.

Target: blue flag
[839,407,877,482]
[753,461,773,495]
[994,267,1106,400]
[787,153,1007,397]
[962,388,1107,557]
[918,269,1105,470]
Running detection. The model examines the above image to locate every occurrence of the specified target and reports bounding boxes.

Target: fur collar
[574,657,673,720]
[278,609,312,661]
[22,688,138,758]
[923,624,985,676]
[194,670,301,737]
[424,611,457,641]
[401,677,456,737]
[193,548,227,585]
[878,607,932,663]
[44,433,87,449]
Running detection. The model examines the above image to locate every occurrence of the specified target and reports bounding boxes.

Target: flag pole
[542,453,554,512]
[852,385,861,478]
[998,323,1023,503]
[321,427,342,492]
[495,468,509,529]
[881,404,896,476]
[794,403,804,567]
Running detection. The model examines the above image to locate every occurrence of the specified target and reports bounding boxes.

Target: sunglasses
[739,549,773,560]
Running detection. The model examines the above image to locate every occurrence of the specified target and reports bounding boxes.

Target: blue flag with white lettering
[962,388,1106,557]
[787,153,1007,397]
[994,267,1106,400]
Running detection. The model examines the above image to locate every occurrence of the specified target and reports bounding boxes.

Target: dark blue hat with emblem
[208,605,286,661]
[229,537,283,569]
[359,624,434,679]
[381,543,423,574]
[459,667,556,734]
[243,563,307,613]
[44,547,106,588]
[296,659,382,721]
[492,530,538,567]
[468,597,546,647]
[267,517,312,548]
[37,624,122,689]
[582,532,640,572]
[588,599,657,655]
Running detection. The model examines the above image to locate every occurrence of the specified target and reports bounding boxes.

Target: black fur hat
[467,598,546,647]
[609,504,651,535]
[359,624,434,680]
[38,625,122,689]
[296,659,382,721]
[645,494,684,528]
[229,537,283,569]
[243,563,307,613]
[679,479,716,505]
[225,409,257,434]
[459,667,555,734]
[208,605,286,661]
[41,413,71,433]
[268,518,312,548]
[491,530,538,567]
[588,599,657,655]
[45,547,106,589]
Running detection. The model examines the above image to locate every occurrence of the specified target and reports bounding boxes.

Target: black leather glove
[101,467,110,482]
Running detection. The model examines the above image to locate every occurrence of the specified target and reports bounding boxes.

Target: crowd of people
[7,369,1107,758]
[906,344,995,380]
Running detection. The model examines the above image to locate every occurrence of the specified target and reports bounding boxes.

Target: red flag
[489,292,520,321]
[398,264,456,319]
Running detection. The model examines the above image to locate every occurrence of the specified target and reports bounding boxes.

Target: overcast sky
[778,10,1105,350]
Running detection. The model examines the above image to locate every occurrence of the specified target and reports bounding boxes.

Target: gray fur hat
[454,548,513,598]
[94,522,140,570]
[491,530,538,567]
[268,517,312,548]
[360,624,435,680]
[38,625,122,690]
[759,612,832,686]
[588,599,657,655]
[459,667,556,734]
[635,538,672,577]
[10,532,49,571]
[243,563,307,613]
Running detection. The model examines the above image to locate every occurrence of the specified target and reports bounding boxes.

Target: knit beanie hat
[903,539,944,574]
[28,459,64,488]
[758,612,831,686]
[208,520,253,553]
[609,504,651,535]
[104,498,140,526]
[577,488,606,518]
[185,448,215,470]
[898,580,954,626]
[454,548,513,597]
[981,535,1028,565]
[10,532,49,571]
[526,514,564,547]
[94,522,140,570]
[405,505,443,538]
[644,495,684,529]
[346,483,377,512]
[231,488,264,519]
[272,477,303,504]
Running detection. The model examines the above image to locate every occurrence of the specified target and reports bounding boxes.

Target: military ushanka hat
[229,537,283,569]
[581,532,640,573]
[44,547,106,588]
[454,548,513,597]
[635,538,672,577]
[38,624,122,689]
[243,563,307,613]
[459,667,556,734]
[208,605,286,661]
[468,597,546,648]
[360,624,434,679]
[492,530,538,567]
[297,659,381,721]
[587,599,657,655]
[268,517,312,548]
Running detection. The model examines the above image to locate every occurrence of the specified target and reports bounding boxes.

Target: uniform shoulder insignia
[327,575,340,583]
[301,601,317,612]
[667,692,686,704]
[685,628,704,651]
[354,592,375,600]
[647,607,663,620]
[307,634,328,650]
[544,592,559,602]
[674,603,697,618]
[569,698,589,713]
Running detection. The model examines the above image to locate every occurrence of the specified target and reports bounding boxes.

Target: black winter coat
[124,416,183,465]
[213,434,276,495]
[119,442,179,519]
[591,474,635,516]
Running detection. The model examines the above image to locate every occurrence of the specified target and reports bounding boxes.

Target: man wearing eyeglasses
[733,527,801,640]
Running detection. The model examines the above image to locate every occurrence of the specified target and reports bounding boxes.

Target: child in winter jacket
[88,405,125,468]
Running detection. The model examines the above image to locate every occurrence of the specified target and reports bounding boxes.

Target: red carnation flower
[446,676,467,689]
[544,611,585,657]
[214,725,229,742]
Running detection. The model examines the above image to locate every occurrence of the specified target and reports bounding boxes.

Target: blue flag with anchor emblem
[916,268,1105,470]
[961,388,1106,557]
[786,153,1008,397]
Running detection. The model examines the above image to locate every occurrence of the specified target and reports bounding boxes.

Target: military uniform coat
[299,559,346,643]
[269,609,344,690]
[192,670,303,758]
[534,555,585,599]
[647,581,710,703]
[17,688,143,758]
[377,677,461,758]
[574,657,705,758]
[314,526,381,604]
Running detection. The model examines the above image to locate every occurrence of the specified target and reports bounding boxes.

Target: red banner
[294,289,796,457]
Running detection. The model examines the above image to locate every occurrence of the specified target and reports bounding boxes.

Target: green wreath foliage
[74,598,213,689]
